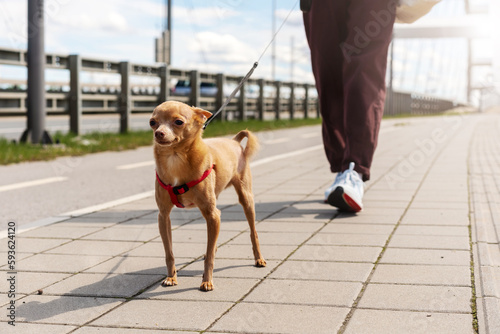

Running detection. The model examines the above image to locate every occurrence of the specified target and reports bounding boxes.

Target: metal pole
[290,36,294,82]
[272,0,276,80]
[22,0,51,144]
[167,0,172,64]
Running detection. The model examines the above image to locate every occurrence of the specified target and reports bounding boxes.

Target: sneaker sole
[327,187,362,212]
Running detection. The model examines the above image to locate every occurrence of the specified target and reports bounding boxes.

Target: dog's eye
[174,120,184,126]
[149,120,156,127]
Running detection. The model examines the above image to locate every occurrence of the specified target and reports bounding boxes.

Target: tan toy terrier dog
[150,101,266,291]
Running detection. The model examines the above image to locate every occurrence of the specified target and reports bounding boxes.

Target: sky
[0,0,498,105]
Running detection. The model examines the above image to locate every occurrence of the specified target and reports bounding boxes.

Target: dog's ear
[192,107,213,123]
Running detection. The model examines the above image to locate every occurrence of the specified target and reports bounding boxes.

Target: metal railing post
[119,61,131,133]
[257,78,264,121]
[275,81,281,120]
[237,76,247,121]
[159,64,170,103]
[68,54,81,134]
[190,70,200,106]
[316,96,320,118]
[215,73,226,122]
[304,84,309,119]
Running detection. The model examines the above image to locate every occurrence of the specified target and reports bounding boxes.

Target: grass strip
[0,118,322,165]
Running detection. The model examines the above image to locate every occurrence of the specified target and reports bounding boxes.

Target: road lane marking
[116,161,155,170]
[300,132,320,139]
[0,190,155,239]
[262,137,291,145]
[0,177,68,193]
[250,144,323,167]
[61,190,155,217]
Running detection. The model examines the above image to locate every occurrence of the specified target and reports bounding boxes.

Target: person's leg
[303,0,348,174]
[341,0,397,181]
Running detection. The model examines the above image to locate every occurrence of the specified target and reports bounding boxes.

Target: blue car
[172,80,218,97]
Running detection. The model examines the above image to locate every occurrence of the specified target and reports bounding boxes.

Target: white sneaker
[324,162,364,212]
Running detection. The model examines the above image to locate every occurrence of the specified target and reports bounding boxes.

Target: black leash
[203,0,300,130]
[203,62,258,129]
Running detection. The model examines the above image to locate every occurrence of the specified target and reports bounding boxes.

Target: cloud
[187,31,258,65]
[173,5,240,26]
[275,9,303,27]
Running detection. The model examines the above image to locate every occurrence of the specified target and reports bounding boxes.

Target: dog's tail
[233,130,259,161]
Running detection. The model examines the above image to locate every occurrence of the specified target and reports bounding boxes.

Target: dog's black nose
[155,131,165,139]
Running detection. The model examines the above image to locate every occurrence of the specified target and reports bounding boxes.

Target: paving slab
[17,253,110,273]
[344,309,474,334]
[16,295,124,325]
[121,240,206,259]
[394,225,469,237]
[402,208,470,226]
[43,273,164,298]
[478,265,500,299]
[90,299,232,331]
[255,220,325,232]
[269,260,373,282]
[0,237,72,253]
[228,231,314,246]
[3,323,76,334]
[209,302,350,334]
[358,283,472,313]
[82,210,152,221]
[168,229,239,245]
[216,243,297,261]
[140,277,259,302]
[46,239,143,256]
[81,226,160,242]
[72,327,192,334]
[181,219,250,231]
[320,223,395,235]
[117,218,158,228]
[0,252,35,267]
[178,258,279,279]
[244,279,362,307]
[10,272,72,294]
[308,232,389,247]
[19,225,103,239]
[290,245,382,263]
[371,264,472,286]
[387,234,470,250]
[380,248,470,266]
[83,255,192,275]
[477,297,500,334]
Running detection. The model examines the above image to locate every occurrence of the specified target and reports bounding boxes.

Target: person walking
[302,0,397,212]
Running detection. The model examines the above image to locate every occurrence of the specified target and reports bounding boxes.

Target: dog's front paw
[161,276,178,287]
[255,258,267,267]
[200,281,214,291]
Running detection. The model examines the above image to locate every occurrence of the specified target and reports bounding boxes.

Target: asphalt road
[0,114,153,141]
[0,124,325,233]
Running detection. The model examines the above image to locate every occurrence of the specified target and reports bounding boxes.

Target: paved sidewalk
[1,111,499,333]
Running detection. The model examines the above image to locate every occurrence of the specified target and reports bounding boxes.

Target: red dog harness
[156,164,215,208]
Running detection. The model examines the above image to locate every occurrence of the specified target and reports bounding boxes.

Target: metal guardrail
[0,47,462,135]
[0,47,319,134]
[385,90,459,116]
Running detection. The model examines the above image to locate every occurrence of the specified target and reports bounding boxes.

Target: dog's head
[150,101,212,147]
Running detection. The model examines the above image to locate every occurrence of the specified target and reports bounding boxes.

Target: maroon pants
[303,0,396,181]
